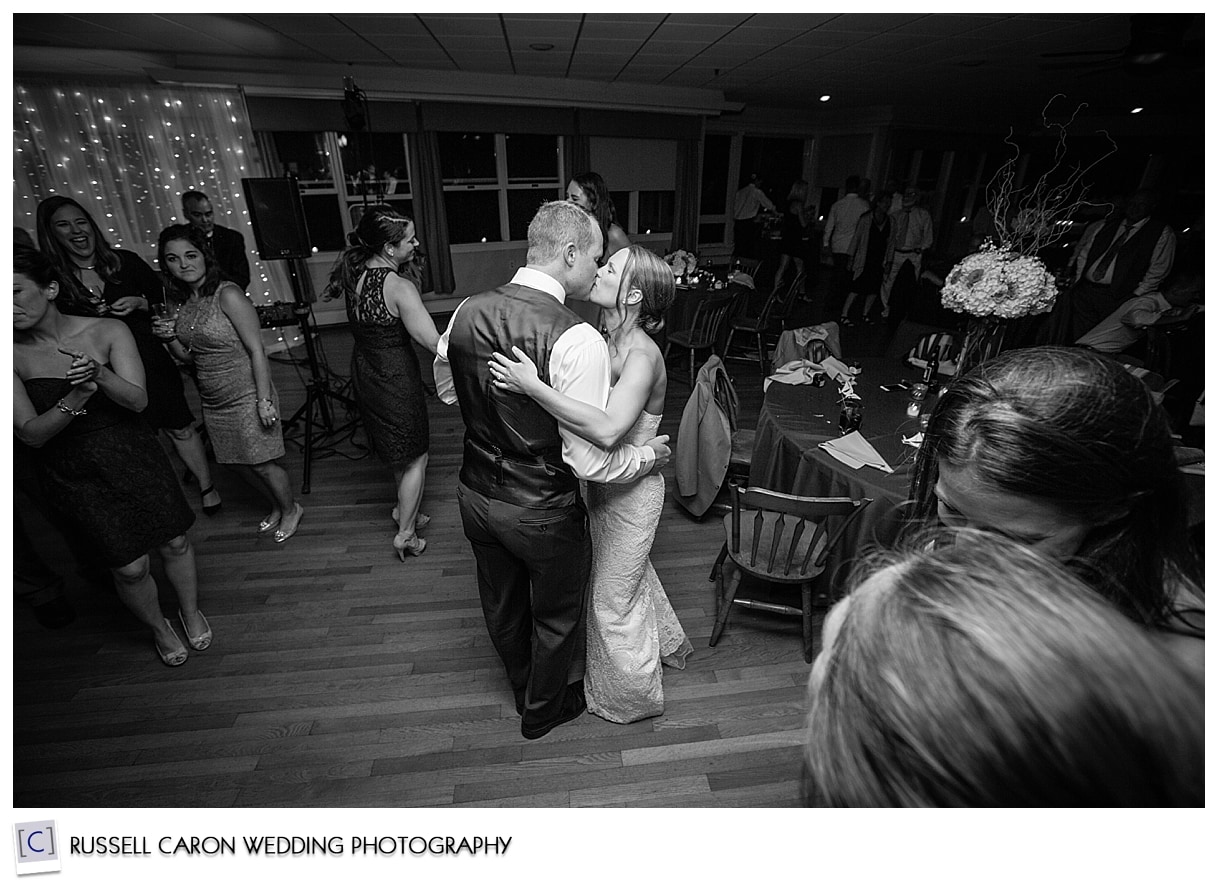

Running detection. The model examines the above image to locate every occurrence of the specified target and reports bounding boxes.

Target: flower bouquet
[941,96,1115,376]
[663,249,698,279]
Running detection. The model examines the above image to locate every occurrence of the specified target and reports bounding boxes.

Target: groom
[434,200,670,739]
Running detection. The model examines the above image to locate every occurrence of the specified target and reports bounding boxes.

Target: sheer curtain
[13,82,292,316]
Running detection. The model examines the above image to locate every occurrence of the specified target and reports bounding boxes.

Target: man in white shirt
[732,173,775,259]
[433,200,670,740]
[822,175,870,307]
[879,187,934,321]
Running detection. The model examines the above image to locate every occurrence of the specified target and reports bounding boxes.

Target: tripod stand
[279,258,357,493]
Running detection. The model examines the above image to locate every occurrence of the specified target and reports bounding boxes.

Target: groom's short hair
[526,201,600,265]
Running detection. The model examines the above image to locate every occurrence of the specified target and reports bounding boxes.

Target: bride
[489,245,693,723]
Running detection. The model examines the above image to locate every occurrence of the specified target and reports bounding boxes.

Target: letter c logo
[26,830,45,853]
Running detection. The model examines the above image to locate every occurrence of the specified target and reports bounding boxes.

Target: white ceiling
[12,12,1205,123]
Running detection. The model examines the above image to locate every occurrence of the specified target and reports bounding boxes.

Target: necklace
[178,297,209,353]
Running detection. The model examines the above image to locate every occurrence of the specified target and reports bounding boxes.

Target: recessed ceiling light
[819,95,831,102]
[1131,107,1144,114]
[530,43,554,51]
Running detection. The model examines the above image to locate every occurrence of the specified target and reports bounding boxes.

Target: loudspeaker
[241,177,312,260]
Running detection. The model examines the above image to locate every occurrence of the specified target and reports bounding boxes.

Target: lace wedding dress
[585,410,694,723]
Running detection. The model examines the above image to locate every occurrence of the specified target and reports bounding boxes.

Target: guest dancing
[567,171,630,264]
[489,245,693,723]
[908,347,1203,667]
[13,246,208,666]
[839,190,893,325]
[802,531,1203,806]
[772,179,809,294]
[153,225,304,543]
[326,207,439,559]
[36,196,220,514]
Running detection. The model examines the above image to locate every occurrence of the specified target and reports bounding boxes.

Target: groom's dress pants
[457,481,591,731]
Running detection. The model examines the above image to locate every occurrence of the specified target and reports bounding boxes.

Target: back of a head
[909,346,1193,624]
[845,175,860,193]
[787,180,808,203]
[619,245,675,334]
[525,200,599,267]
[803,531,1204,807]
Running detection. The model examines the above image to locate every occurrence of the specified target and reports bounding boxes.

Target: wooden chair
[724,270,805,375]
[708,485,871,662]
[664,291,737,386]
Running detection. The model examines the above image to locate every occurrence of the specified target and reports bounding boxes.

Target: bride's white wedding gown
[585,410,694,723]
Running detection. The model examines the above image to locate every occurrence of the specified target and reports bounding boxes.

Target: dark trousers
[831,252,851,307]
[457,481,590,731]
[14,511,66,607]
[1069,280,1125,340]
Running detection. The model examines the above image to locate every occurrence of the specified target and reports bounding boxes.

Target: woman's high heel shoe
[178,610,213,651]
[199,485,223,516]
[393,531,426,560]
[156,619,188,667]
[390,506,430,530]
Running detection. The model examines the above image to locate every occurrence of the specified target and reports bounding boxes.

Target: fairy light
[14,81,287,317]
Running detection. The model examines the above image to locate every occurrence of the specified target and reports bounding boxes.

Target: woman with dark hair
[153,225,303,543]
[13,245,208,666]
[36,196,219,514]
[802,531,1204,806]
[327,207,439,559]
[567,171,630,264]
[489,245,692,722]
[907,347,1203,645]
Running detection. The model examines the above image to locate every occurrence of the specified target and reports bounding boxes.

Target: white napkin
[728,271,755,289]
[902,432,924,448]
[763,355,858,394]
[819,431,894,473]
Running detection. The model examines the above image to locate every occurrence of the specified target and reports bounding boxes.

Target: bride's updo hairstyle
[612,245,675,335]
[907,346,1198,628]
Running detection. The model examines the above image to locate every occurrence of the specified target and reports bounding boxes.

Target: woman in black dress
[568,171,630,264]
[840,190,893,325]
[35,196,220,515]
[326,207,439,559]
[13,245,209,666]
[773,179,809,293]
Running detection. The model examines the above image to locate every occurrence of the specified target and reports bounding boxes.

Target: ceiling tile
[338,15,431,37]
[418,15,501,37]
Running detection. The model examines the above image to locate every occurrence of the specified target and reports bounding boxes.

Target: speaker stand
[279,259,357,494]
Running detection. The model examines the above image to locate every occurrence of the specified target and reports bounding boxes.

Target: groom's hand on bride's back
[646,434,672,471]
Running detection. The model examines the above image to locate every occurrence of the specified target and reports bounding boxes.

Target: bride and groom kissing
[434,200,692,739]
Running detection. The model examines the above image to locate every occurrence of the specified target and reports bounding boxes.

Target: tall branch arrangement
[986,94,1119,257]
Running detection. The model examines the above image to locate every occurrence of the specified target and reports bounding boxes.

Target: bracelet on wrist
[56,398,87,417]
[258,397,274,405]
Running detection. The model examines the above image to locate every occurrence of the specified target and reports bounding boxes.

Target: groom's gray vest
[449,283,584,509]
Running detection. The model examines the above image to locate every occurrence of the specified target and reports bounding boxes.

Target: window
[637,190,674,235]
[441,132,563,245]
[262,131,413,253]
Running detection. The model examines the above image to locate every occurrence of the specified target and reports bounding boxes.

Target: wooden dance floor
[13,323,833,808]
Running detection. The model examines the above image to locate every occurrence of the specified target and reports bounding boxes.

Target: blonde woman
[489,245,693,723]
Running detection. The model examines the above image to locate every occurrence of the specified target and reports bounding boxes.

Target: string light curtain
[12,82,295,335]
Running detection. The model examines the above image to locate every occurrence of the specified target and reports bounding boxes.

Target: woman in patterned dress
[153,225,304,543]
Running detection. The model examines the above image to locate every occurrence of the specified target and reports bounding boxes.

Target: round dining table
[749,355,930,595]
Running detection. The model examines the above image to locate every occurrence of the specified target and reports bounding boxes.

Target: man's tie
[1088,223,1131,284]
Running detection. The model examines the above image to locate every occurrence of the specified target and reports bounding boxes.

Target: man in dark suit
[181,190,252,290]
[433,200,670,740]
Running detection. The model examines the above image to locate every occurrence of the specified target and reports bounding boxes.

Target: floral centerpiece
[942,96,1115,375]
[663,249,698,279]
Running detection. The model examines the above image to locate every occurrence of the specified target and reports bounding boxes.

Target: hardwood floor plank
[13,324,842,807]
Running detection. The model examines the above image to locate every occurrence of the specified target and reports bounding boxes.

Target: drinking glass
[839,398,864,434]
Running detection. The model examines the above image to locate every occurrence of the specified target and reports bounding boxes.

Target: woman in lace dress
[326,207,439,559]
[489,245,693,723]
[153,225,304,543]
